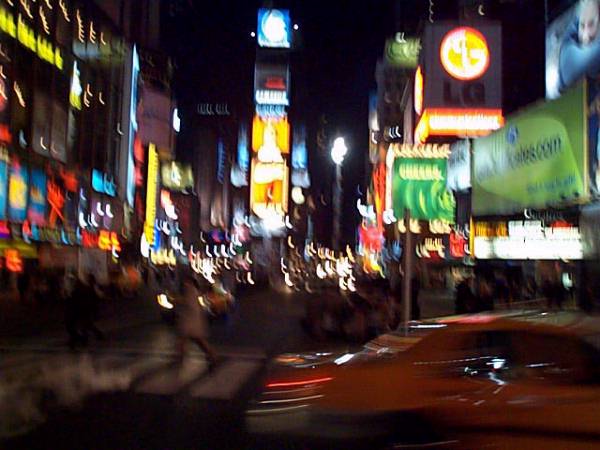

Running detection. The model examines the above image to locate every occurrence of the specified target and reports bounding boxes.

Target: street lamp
[331,137,348,250]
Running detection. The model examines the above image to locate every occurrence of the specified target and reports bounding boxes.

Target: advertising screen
[390,144,455,222]
[546,0,600,99]
[472,82,587,216]
[257,9,291,48]
[8,157,28,222]
[28,169,47,226]
[254,62,290,106]
[161,162,193,191]
[447,139,471,192]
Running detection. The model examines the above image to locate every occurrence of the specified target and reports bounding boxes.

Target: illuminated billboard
[418,22,502,142]
[254,62,290,106]
[447,139,471,192]
[385,36,421,68]
[250,159,289,219]
[28,169,47,226]
[8,157,28,222]
[473,220,582,260]
[252,115,290,154]
[472,83,587,216]
[546,0,600,99]
[161,161,193,191]
[257,9,291,48]
[144,143,159,246]
[389,144,455,222]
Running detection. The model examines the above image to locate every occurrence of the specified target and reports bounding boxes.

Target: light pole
[331,137,348,251]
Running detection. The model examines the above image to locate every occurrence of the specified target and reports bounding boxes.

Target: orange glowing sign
[5,249,22,272]
[415,108,503,143]
[440,27,490,81]
[252,115,290,153]
[250,159,289,219]
[414,66,423,116]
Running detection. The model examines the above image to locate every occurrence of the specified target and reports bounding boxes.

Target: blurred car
[246,313,600,449]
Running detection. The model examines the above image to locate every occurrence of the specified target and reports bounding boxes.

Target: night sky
[162,0,553,243]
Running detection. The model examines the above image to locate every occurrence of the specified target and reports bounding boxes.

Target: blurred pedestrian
[410,274,421,320]
[455,276,476,314]
[16,271,29,302]
[175,274,217,370]
[73,274,105,345]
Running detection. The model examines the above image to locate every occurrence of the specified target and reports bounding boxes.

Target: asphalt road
[0,285,358,449]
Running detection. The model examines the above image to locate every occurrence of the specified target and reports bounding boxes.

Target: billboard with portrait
[546,0,600,99]
[472,82,587,216]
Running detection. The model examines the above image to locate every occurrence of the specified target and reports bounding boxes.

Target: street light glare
[331,137,348,165]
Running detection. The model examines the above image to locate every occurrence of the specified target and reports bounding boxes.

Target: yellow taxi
[246,313,600,449]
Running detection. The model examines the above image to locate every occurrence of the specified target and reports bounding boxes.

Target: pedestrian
[410,274,421,320]
[72,274,105,345]
[174,274,218,370]
[16,270,29,302]
[455,276,476,314]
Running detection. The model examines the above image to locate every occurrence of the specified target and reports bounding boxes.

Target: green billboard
[472,82,587,216]
[392,155,455,222]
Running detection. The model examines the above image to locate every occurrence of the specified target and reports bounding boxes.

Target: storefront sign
[472,82,586,215]
[0,6,64,70]
[144,143,159,245]
[28,169,46,226]
[250,160,289,219]
[473,219,582,260]
[8,157,27,222]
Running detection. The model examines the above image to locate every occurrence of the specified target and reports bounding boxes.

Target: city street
[0,285,374,449]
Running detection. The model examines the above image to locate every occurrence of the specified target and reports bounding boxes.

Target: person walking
[175,274,218,370]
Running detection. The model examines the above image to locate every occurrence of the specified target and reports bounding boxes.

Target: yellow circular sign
[440,27,490,80]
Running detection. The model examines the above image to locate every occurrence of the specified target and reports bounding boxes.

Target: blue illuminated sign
[292,124,307,170]
[92,169,116,196]
[237,123,249,172]
[217,139,226,184]
[28,169,47,225]
[257,9,291,48]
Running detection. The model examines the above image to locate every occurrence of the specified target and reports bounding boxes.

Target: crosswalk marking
[190,359,262,400]
[134,358,207,395]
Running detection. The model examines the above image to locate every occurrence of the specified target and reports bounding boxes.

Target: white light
[105,204,114,218]
[293,24,299,30]
[172,108,181,133]
[291,186,305,204]
[284,272,294,287]
[334,353,354,365]
[287,236,295,249]
[250,31,256,38]
[157,294,174,310]
[316,264,327,279]
[96,202,105,217]
[331,137,348,165]
[247,272,255,285]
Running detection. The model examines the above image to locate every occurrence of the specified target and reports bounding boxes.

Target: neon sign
[257,9,291,49]
[440,27,489,81]
[0,6,63,71]
[91,169,116,196]
[415,108,503,143]
[5,249,22,272]
[414,66,423,116]
[144,143,159,245]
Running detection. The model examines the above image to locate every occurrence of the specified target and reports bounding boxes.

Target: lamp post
[331,137,348,251]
